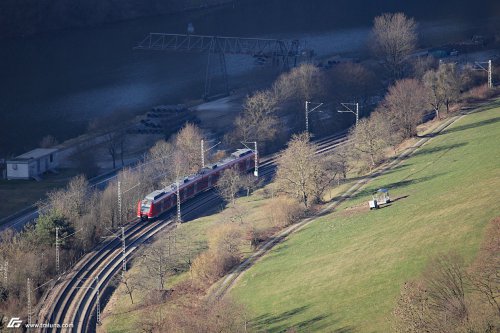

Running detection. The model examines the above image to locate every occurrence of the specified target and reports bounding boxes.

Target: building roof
[9,148,58,162]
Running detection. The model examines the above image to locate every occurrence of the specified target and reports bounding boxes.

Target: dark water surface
[0,0,498,156]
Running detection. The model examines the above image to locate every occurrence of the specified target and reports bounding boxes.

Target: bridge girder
[135,33,304,99]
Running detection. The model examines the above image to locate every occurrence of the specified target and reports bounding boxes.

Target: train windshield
[141,199,151,213]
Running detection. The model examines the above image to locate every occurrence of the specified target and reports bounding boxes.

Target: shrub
[190,249,240,286]
[465,84,496,101]
[266,196,305,228]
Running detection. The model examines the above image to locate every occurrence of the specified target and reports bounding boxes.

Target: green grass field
[230,102,500,332]
[0,169,79,220]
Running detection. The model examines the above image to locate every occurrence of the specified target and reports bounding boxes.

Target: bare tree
[120,273,138,305]
[141,241,175,290]
[372,12,418,79]
[275,133,337,207]
[42,175,90,222]
[105,129,127,169]
[380,78,428,138]
[216,167,243,206]
[330,143,354,182]
[39,135,58,148]
[393,253,482,333]
[116,167,142,223]
[348,113,390,170]
[423,63,461,118]
[98,182,119,229]
[424,253,469,326]
[145,139,175,188]
[230,90,280,146]
[174,123,204,174]
[240,174,260,196]
[274,63,324,102]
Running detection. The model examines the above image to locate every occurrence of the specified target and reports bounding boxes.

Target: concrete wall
[7,162,29,179]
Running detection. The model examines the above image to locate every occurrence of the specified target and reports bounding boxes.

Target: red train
[137,148,256,220]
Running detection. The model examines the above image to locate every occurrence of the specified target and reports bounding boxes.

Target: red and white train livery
[137,148,256,220]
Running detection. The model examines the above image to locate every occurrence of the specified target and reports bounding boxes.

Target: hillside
[0,0,232,39]
[229,100,500,332]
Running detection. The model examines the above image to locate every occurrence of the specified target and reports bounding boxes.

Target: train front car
[137,198,152,221]
[137,189,166,221]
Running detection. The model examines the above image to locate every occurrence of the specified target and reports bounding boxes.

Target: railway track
[40,131,348,333]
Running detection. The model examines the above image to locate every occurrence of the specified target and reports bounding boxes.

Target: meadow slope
[230,101,500,332]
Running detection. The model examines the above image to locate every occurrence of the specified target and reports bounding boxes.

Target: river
[0,0,498,157]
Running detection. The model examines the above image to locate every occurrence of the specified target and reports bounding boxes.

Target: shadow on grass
[348,173,446,202]
[439,116,500,136]
[250,306,354,332]
[410,142,468,158]
[392,195,409,202]
[463,98,500,114]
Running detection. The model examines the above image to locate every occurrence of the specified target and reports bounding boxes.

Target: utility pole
[121,227,126,277]
[488,59,493,89]
[474,60,493,89]
[27,278,32,327]
[241,141,258,177]
[201,139,205,168]
[55,227,60,274]
[305,101,323,133]
[95,277,101,325]
[176,180,182,223]
[117,181,122,226]
[254,142,258,177]
[338,102,359,126]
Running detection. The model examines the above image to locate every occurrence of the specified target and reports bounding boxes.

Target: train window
[141,200,151,212]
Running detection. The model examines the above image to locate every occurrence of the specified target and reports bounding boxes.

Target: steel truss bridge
[135,33,304,98]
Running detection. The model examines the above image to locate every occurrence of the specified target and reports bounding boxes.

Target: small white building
[7,148,59,180]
